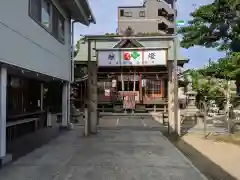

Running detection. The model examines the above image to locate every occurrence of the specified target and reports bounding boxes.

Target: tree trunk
[225,80,231,134]
[203,100,207,137]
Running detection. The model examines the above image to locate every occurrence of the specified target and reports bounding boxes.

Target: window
[52,6,65,43]
[158,9,161,16]
[139,11,145,17]
[58,14,65,43]
[167,28,174,34]
[168,14,174,21]
[158,8,168,16]
[146,80,161,94]
[158,22,167,30]
[29,0,65,44]
[120,9,124,16]
[29,0,41,21]
[41,0,51,29]
[124,11,132,17]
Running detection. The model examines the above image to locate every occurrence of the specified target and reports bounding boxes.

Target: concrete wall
[0,0,71,81]
[118,20,169,34]
[117,0,174,34]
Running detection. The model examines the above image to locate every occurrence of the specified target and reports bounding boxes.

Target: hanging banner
[104,89,110,96]
[97,50,166,66]
[142,79,146,87]
[123,95,136,109]
[112,79,117,87]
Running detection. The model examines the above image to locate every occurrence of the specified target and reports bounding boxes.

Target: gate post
[90,62,98,134]
[84,107,88,136]
[168,61,176,133]
[87,39,98,134]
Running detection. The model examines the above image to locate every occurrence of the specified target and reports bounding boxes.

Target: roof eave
[74,0,96,25]
[94,46,170,51]
[83,35,175,40]
[168,59,189,66]
[80,0,96,24]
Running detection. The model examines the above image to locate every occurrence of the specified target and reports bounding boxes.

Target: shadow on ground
[6,122,65,161]
[162,128,238,180]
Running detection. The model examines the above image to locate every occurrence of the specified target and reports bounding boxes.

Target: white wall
[0,0,71,81]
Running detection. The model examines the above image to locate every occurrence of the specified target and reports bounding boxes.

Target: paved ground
[98,115,164,129]
[0,116,207,180]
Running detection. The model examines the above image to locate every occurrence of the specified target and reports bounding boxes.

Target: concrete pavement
[0,120,207,180]
[98,115,164,128]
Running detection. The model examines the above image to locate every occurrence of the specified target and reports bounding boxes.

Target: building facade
[117,0,175,34]
[0,0,95,166]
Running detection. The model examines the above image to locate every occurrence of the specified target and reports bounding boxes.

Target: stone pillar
[84,108,88,136]
[62,82,70,127]
[47,112,52,127]
[168,62,175,133]
[67,82,71,125]
[0,67,11,166]
[88,62,98,134]
[154,105,156,112]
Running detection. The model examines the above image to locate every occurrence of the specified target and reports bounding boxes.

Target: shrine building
[74,32,188,114]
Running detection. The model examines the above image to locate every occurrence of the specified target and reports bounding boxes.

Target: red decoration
[124,52,131,60]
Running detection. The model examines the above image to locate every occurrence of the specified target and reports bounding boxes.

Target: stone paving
[0,118,208,180]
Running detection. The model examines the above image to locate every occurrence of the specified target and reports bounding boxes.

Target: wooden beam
[59,0,74,6]
[97,71,168,74]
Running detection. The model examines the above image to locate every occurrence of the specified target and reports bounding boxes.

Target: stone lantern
[184,75,199,116]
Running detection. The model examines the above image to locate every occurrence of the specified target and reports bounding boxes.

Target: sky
[74,0,225,69]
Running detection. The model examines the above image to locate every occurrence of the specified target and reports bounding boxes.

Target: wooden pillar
[132,71,136,113]
[139,73,142,103]
[40,83,44,110]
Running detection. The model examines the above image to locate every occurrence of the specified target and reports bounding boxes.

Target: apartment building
[117,0,175,34]
[0,0,95,166]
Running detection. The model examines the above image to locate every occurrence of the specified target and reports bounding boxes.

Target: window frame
[158,22,167,31]
[146,80,161,94]
[139,11,145,17]
[57,13,65,43]
[28,0,65,44]
[158,9,161,16]
[124,11,132,17]
[41,0,52,31]
[120,9,124,17]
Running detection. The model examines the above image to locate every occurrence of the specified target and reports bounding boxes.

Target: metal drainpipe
[69,20,77,125]
[71,20,77,82]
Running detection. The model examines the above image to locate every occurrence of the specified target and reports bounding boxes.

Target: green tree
[75,37,86,56]
[180,0,240,133]
[75,40,81,54]
[203,52,240,80]
[178,0,240,52]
